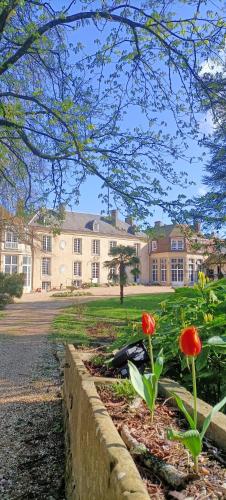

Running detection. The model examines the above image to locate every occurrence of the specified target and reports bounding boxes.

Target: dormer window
[151,240,157,251]
[171,239,184,251]
[92,220,99,232]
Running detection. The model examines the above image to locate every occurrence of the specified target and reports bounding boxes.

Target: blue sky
[54,0,216,226]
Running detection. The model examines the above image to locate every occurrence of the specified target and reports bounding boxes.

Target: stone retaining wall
[64,345,150,499]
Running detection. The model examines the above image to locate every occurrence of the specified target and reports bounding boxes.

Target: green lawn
[50,293,173,347]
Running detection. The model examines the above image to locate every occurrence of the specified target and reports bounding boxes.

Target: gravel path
[0,287,172,498]
[0,299,74,500]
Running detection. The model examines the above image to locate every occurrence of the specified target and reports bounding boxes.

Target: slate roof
[30,211,145,239]
[148,223,206,239]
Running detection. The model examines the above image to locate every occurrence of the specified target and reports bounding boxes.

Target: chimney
[111,209,118,227]
[154,221,163,227]
[125,216,133,226]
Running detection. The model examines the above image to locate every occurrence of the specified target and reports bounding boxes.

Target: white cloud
[197,186,207,196]
[199,109,215,134]
[199,46,226,77]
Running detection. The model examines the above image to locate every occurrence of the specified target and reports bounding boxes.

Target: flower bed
[64,345,226,499]
[97,384,226,498]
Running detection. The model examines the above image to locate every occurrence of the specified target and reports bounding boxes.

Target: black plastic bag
[111,340,149,378]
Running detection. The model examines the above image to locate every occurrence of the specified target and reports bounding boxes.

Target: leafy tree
[0,0,224,219]
[0,1,225,219]
[104,245,140,304]
[183,69,226,231]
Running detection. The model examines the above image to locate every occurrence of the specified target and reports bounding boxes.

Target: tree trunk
[120,283,124,304]
[119,261,125,304]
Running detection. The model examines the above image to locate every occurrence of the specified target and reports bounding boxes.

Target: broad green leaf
[200,396,226,439]
[143,373,156,411]
[206,336,226,353]
[171,392,195,429]
[128,361,145,400]
[167,428,202,458]
[196,349,208,371]
[207,336,226,346]
[154,348,164,380]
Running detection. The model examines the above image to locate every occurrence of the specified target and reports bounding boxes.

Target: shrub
[0,273,24,308]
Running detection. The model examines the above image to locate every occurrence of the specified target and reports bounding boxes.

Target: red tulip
[179,326,202,356]
[142,312,155,335]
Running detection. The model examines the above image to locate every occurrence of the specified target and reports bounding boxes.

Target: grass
[50,292,173,347]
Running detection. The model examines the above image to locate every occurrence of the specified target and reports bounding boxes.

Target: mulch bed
[97,385,226,499]
[84,359,119,377]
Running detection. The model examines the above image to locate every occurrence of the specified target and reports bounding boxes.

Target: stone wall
[64,345,150,500]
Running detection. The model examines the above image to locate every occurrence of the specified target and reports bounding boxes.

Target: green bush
[155,275,226,406]
[0,273,24,308]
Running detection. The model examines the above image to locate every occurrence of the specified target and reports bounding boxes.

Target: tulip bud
[179,326,202,356]
[142,312,155,335]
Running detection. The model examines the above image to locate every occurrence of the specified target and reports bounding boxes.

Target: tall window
[5,231,18,249]
[134,243,141,256]
[73,261,82,277]
[74,238,82,254]
[171,258,184,282]
[42,257,51,275]
[171,239,184,251]
[177,258,184,281]
[42,281,51,291]
[92,262,100,279]
[23,256,31,287]
[151,240,157,251]
[4,255,18,274]
[42,235,52,252]
[92,239,100,255]
[109,240,117,253]
[160,258,167,282]
[189,259,194,283]
[152,259,158,282]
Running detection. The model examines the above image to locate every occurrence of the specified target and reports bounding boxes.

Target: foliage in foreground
[0,1,225,223]
[167,326,226,473]
[52,278,226,407]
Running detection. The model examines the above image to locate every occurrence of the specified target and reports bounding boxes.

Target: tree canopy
[0,0,225,220]
[181,68,226,231]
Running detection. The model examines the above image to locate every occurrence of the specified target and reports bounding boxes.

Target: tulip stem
[191,356,197,429]
[148,335,154,374]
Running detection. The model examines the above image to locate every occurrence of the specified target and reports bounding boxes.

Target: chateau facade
[0,208,221,293]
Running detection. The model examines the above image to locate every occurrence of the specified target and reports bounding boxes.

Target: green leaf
[171,392,196,429]
[200,396,226,439]
[196,349,208,371]
[143,373,156,412]
[207,336,226,346]
[128,361,145,400]
[206,336,226,353]
[154,348,164,380]
[167,428,202,458]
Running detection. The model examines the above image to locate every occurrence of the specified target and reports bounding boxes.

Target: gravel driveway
[0,286,172,498]
[0,298,75,499]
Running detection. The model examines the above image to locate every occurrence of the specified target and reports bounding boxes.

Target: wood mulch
[97,385,226,499]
